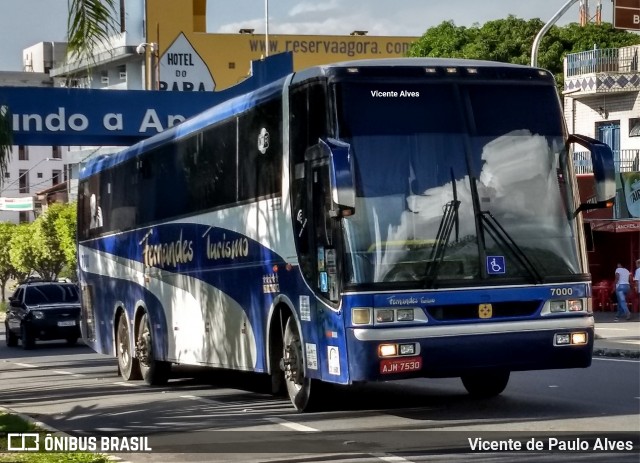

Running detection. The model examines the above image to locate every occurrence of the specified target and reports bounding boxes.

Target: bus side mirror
[319,138,355,214]
[568,134,616,215]
[306,139,356,215]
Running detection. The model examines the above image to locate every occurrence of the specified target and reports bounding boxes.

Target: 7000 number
[551,288,573,296]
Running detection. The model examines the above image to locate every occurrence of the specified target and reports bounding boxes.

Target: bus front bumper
[347,316,594,382]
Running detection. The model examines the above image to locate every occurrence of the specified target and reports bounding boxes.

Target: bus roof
[290,57,551,85]
[80,76,288,179]
[81,57,550,179]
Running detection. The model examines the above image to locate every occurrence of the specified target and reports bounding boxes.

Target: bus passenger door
[308,158,341,303]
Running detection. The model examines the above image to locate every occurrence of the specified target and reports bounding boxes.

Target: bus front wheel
[461,370,510,398]
[282,317,322,412]
[136,313,170,386]
[116,314,141,380]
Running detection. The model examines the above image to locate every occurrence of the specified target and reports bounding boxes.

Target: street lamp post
[531,0,579,67]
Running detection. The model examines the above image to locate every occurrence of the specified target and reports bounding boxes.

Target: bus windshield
[335,79,580,287]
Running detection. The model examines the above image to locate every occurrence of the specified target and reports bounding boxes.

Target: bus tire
[137,313,170,386]
[461,370,510,398]
[282,316,323,412]
[116,314,141,380]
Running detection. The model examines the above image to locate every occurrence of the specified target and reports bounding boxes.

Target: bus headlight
[32,310,45,319]
[396,309,414,322]
[352,308,372,325]
[550,301,567,313]
[379,344,397,357]
[375,309,394,323]
[567,299,583,311]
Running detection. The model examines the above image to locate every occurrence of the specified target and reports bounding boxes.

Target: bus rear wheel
[116,314,141,380]
[282,317,323,412]
[136,313,170,386]
[461,370,510,398]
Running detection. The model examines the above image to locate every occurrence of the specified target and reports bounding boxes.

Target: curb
[593,348,640,359]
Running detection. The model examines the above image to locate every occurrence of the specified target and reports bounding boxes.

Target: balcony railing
[574,149,640,175]
[565,46,640,78]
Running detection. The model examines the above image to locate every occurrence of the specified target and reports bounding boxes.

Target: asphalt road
[1,333,639,462]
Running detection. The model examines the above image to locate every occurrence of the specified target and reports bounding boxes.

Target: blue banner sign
[0,53,292,146]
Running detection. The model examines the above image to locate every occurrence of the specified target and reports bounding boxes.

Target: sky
[0,0,615,72]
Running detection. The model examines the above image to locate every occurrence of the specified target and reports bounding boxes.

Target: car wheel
[137,313,170,386]
[116,314,141,380]
[5,322,18,347]
[21,324,35,350]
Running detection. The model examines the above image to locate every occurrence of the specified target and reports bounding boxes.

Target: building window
[229,62,235,69]
[37,172,43,179]
[18,146,28,161]
[19,211,30,223]
[19,170,29,193]
[52,146,61,158]
[4,172,9,178]
[52,170,62,185]
[630,118,640,137]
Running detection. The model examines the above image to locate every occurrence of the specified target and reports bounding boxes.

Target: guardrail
[565,46,640,78]
[573,149,640,174]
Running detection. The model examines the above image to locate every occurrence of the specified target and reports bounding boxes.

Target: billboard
[146,0,418,91]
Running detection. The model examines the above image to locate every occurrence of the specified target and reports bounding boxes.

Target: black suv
[5,281,81,349]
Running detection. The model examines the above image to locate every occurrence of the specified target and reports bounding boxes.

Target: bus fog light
[571,332,587,345]
[399,343,415,355]
[555,333,570,345]
[568,300,583,312]
[376,309,394,323]
[379,344,397,357]
[397,309,414,321]
[352,308,372,325]
[550,301,566,313]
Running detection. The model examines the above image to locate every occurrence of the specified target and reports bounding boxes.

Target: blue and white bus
[77,58,615,411]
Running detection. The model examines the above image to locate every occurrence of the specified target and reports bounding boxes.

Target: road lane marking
[53,370,85,378]
[375,456,415,463]
[112,381,139,387]
[13,362,37,368]
[265,416,319,432]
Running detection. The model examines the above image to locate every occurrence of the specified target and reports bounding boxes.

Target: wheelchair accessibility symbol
[487,256,506,275]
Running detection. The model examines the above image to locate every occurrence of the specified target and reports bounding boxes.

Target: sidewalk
[593,310,640,358]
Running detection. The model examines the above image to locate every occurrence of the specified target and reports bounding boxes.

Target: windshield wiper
[479,210,543,284]
[424,169,460,288]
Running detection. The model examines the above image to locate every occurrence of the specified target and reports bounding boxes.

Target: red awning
[589,219,640,233]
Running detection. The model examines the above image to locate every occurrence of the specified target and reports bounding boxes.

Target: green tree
[9,204,77,281]
[67,0,119,66]
[54,202,78,280]
[9,223,39,279]
[0,222,24,300]
[408,17,640,89]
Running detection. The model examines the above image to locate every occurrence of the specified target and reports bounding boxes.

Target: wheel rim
[283,321,303,393]
[137,315,152,367]
[117,318,130,367]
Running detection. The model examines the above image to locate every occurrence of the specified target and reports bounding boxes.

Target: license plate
[380,356,422,374]
[57,320,76,327]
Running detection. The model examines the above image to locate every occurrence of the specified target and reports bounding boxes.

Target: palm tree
[0,105,13,182]
[0,1,119,186]
[67,0,119,65]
